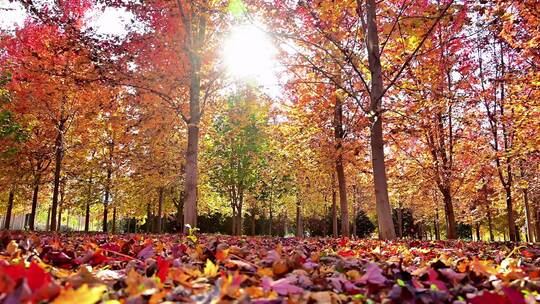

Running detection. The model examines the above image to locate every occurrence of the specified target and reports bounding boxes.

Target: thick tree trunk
[332,187,338,237]
[364,0,396,240]
[4,188,14,230]
[50,119,65,232]
[182,15,206,233]
[442,189,457,239]
[504,186,517,242]
[157,187,164,233]
[296,196,303,237]
[29,176,40,231]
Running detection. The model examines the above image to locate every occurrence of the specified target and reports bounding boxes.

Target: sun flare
[223,24,277,83]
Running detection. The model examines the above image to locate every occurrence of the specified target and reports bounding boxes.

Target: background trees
[0,0,538,241]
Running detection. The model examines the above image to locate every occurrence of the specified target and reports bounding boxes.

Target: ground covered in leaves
[0,232,539,303]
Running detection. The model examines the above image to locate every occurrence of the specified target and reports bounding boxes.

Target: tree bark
[333,94,349,236]
[296,195,303,237]
[157,187,164,233]
[332,185,338,237]
[434,208,441,240]
[182,14,206,233]
[4,188,14,230]
[536,210,540,243]
[50,118,65,232]
[84,201,90,232]
[504,186,517,241]
[103,141,113,233]
[112,207,117,234]
[442,189,457,239]
[146,203,152,233]
[475,223,481,241]
[519,162,534,242]
[364,0,396,240]
[29,175,40,231]
[46,207,51,231]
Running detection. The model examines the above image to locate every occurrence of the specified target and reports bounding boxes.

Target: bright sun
[223,24,277,85]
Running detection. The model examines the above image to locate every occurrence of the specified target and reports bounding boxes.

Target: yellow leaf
[204,259,219,277]
[52,284,106,304]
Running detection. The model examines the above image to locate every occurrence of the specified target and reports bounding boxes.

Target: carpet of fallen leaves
[0,232,539,304]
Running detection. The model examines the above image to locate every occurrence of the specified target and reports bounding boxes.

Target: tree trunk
[146,203,152,233]
[364,0,396,240]
[269,200,273,236]
[397,207,403,238]
[50,119,65,232]
[182,15,206,233]
[157,187,164,233]
[475,223,481,241]
[46,207,51,231]
[332,187,338,237]
[443,189,457,239]
[84,201,90,232]
[296,196,303,237]
[519,162,534,242]
[112,207,117,234]
[504,186,517,241]
[333,94,349,237]
[434,208,441,240]
[251,207,256,236]
[535,210,540,243]
[103,165,112,233]
[4,188,14,230]
[29,176,40,231]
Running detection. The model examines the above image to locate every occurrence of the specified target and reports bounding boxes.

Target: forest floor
[0,232,539,303]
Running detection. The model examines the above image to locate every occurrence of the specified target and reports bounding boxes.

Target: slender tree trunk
[112,207,117,234]
[434,208,441,240]
[269,196,273,236]
[251,207,256,236]
[146,203,152,233]
[351,188,357,237]
[519,162,534,242]
[46,207,51,231]
[332,186,338,237]
[364,0,396,240]
[333,94,349,236]
[50,119,65,232]
[182,15,206,233]
[103,162,112,233]
[29,175,40,231]
[475,223,481,241]
[157,187,164,233]
[4,188,14,230]
[397,207,403,238]
[296,195,303,237]
[535,210,540,243]
[442,189,457,239]
[84,201,90,232]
